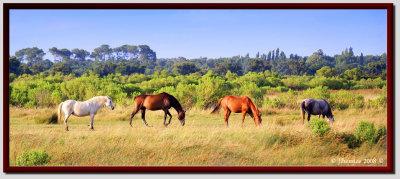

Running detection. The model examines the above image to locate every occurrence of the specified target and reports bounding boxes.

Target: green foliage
[302,86,330,102]
[375,125,387,143]
[282,76,311,90]
[263,97,281,109]
[315,66,336,77]
[309,118,330,136]
[343,68,362,81]
[331,91,364,110]
[173,62,200,75]
[17,149,51,166]
[309,77,348,90]
[354,121,376,145]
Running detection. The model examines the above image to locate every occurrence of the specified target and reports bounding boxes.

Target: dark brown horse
[130,92,185,127]
[211,95,262,127]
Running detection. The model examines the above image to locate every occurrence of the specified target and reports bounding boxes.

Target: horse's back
[139,93,171,110]
[303,98,330,115]
[224,95,253,113]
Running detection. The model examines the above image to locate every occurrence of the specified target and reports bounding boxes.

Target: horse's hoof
[90,128,95,131]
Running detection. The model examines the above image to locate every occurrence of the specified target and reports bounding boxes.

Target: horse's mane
[163,93,183,111]
[87,96,108,103]
[244,96,259,116]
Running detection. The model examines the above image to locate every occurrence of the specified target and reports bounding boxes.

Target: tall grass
[9,92,387,166]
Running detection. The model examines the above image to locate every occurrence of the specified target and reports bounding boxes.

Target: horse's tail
[300,100,306,124]
[57,102,63,124]
[211,97,224,114]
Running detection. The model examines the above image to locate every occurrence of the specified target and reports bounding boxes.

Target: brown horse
[130,92,185,127]
[211,95,262,127]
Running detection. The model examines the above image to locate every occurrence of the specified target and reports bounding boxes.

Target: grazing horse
[211,95,262,127]
[57,96,115,131]
[301,98,334,124]
[130,92,185,127]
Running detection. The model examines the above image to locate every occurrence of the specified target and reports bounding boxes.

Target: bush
[331,91,364,110]
[277,89,298,108]
[34,113,58,124]
[282,76,311,90]
[263,97,281,109]
[16,149,51,166]
[375,125,387,143]
[302,86,330,101]
[309,118,330,136]
[354,121,376,145]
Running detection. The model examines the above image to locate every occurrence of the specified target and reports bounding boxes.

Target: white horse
[57,96,115,131]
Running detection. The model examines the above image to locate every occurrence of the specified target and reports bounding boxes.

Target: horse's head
[255,112,262,126]
[327,115,334,123]
[105,96,115,110]
[178,110,186,126]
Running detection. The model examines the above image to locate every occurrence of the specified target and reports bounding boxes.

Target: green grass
[9,98,387,166]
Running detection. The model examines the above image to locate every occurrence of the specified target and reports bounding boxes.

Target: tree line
[9,44,387,80]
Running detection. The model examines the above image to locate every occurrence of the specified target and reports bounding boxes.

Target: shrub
[34,113,58,124]
[277,89,299,108]
[262,97,281,109]
[309,118,330,136]
[301,86,330,102]
[16,149,51,166]
[282,76,310,90]
[354,121,376,145]
[375,125,387,143]
[331,91,364,110]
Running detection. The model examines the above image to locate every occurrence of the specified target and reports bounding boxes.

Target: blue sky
[10,9,387,60]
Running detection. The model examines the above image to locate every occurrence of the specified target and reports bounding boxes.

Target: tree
[15,47,45,64]
[138,45,156,63]
[287,59,306,75]
[51,62,72,75]
[267,51,272,61]
[72,48,89,61]
[58,48,72,61]
[271,50,275,60]
[214,62,243,76]
[173,62,200,75]
[92,44,113,61]
[315,66,336,77]
[343,68,362,80]
[92,61,117,76]
[9,56,21,75]
[248,59,270,73]
[279,51,286,61]
[305,49,330,75]
[49,47,61,62]
[275,48,280,60]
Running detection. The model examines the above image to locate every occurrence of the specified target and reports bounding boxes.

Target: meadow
[9,89,387,166]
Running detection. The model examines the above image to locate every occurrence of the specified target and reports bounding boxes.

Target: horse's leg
[307,113,311,122]
[318,115,321,118]
[64,113,71,131]
[89,113,95,131]
[322,114,325,119]
[224,110,231,127]
[141,108,151,127]
[166,110,172,126]
[129,108,140,127]
[163,110,168,127]
[241,112,246,127]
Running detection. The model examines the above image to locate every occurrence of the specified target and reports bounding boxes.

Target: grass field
[9,90,387,166]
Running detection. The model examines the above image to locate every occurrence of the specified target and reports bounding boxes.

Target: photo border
[3,3,394,173]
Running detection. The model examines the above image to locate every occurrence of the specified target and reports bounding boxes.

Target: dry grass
[8,90,387,167]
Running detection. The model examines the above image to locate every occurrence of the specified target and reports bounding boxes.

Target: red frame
[3,3,394,173]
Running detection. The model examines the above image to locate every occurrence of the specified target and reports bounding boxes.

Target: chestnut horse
[130,92,185,127]
[211,95,262,127]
